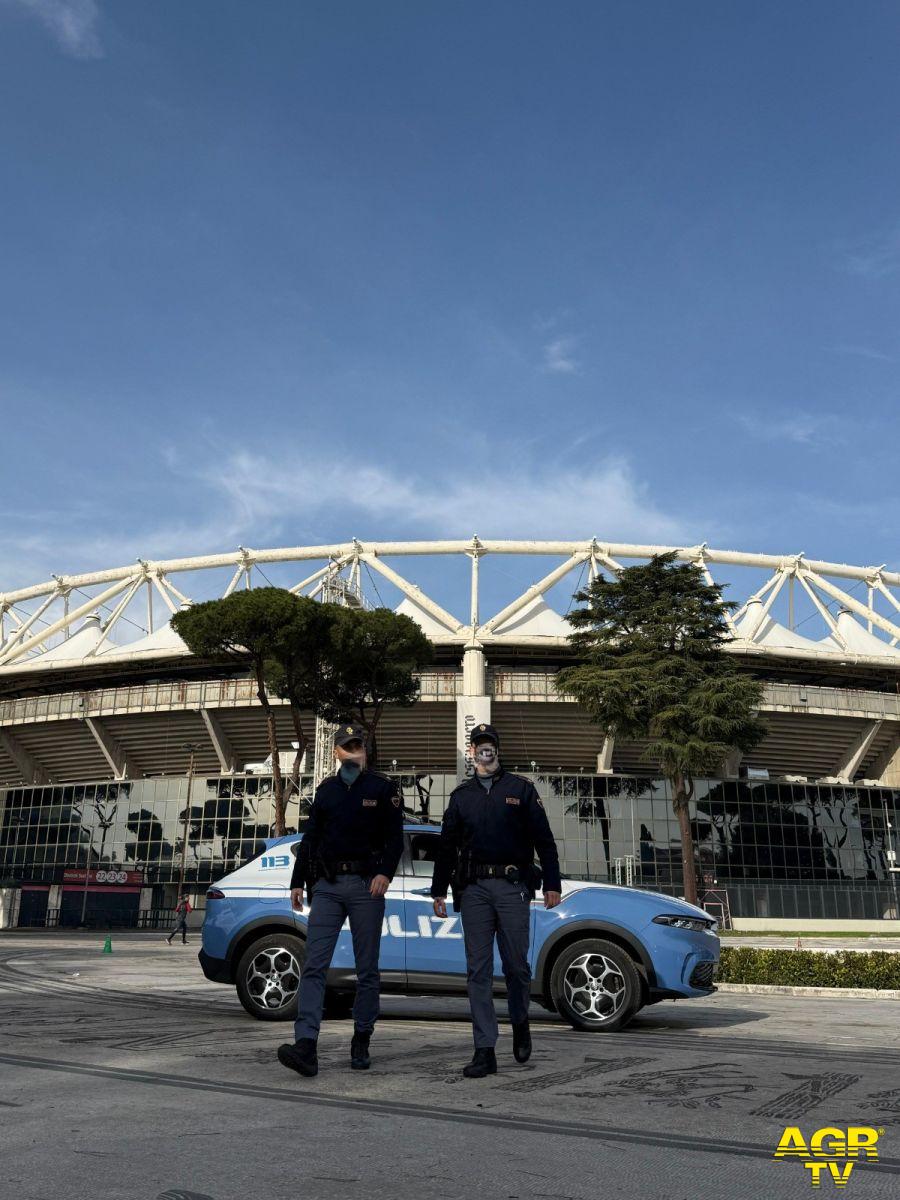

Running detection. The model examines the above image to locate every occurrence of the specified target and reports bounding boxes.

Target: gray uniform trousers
[294,874,385,1042]
[460,878,532,1049]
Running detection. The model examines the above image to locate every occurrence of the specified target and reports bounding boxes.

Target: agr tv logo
[773,1126,881,1187]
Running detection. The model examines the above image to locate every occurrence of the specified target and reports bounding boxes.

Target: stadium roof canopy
[2,542,900,787]
[2,539,900,678]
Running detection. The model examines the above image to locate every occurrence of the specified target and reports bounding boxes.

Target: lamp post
[177,744,199,899]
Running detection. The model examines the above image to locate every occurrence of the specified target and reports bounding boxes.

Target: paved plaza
[0,931,898,1200]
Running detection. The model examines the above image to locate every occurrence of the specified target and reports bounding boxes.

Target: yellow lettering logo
[811,1129,846,1158]
[774,1127,809,1158]
[775,1127,880,1188]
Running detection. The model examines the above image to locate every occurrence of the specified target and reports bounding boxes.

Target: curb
[716,982,900,1000]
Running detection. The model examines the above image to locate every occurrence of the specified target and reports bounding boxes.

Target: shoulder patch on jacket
[391,794,401,807]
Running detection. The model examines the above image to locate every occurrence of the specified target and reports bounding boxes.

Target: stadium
[1,538,899,930]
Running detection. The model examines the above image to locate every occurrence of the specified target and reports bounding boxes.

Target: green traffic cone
[102,935,112,954]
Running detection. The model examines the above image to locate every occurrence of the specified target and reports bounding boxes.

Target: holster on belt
[450,847,473,913]
[306,853,336,898]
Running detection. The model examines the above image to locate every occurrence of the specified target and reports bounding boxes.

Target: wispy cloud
[736,410,846,449]
[532,312,583,376]
[840,224,900,280]
[7,0,103,59]
[830,343,893,363]
[0,444,701,591]
[542,335,581,375]
[200,447,690,543]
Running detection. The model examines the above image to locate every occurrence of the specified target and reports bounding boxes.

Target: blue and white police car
[199,823,718,1033]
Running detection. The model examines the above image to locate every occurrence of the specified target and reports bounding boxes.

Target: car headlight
[652,914,714,932]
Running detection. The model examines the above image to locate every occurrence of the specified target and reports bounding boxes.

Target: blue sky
[2,1,899,615]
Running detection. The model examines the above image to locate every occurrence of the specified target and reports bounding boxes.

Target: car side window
[407,832,439,877]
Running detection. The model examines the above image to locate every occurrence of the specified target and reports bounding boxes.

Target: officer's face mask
[473,742,498,772]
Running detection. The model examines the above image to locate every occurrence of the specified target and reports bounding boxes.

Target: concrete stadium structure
[1,540,899,928]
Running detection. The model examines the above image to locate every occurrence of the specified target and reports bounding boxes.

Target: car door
[402,829,467,985]
[255,844,304,931]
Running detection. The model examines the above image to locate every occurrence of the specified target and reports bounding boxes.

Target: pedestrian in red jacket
[165,895,192,945]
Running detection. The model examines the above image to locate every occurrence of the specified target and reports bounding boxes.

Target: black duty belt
[332,859,369,874]
[474,862,526,881]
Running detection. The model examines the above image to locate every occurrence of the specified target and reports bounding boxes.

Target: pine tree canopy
[557,553,766,782]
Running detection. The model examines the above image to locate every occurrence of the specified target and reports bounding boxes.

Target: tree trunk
[287,703,307,818]
[256,665,285,836]
[671,770,698,906]
[360,702,383,771]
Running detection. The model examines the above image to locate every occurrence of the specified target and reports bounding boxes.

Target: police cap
[334,723,367,748]
[469,722,499,747]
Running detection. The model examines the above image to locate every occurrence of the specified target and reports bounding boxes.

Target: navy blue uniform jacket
[430,769,562,901]
[291,769,404,889]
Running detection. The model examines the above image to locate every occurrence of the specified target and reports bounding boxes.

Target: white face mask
[473,743,498,769]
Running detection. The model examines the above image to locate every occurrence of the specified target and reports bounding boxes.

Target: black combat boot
[463,1047,497,1078]
[512,1020,532,1063]
[277,1038,318,1077]
[350,1030,372,1070]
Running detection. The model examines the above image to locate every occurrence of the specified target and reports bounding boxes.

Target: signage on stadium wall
[62,869,144,886]
[456,696,491,778]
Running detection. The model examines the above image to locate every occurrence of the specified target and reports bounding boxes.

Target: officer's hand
[369,874,390,898]
[544,890,562,909]
[433,897,448,918]
[290,888,304,911]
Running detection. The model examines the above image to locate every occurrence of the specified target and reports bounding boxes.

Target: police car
[199,823,718,1033]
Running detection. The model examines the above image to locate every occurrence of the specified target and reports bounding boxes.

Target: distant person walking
[166,894,192,945]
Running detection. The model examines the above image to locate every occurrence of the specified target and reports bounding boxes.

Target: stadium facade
[1,539,899,929]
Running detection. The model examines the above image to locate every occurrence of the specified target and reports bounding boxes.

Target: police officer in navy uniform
[431,723,562,1078]
[277,723,403,1078]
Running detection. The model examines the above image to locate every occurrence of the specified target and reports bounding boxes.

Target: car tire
[549,938,642,1033]
[235,932,305,1021]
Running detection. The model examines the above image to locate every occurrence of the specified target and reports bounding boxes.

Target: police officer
[277,723,403,1078]
[431,723,561,1078]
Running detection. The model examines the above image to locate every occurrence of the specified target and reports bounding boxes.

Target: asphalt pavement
[1,931,898,1200]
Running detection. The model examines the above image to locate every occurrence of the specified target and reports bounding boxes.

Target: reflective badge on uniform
[346,726,354,734]
[391,795,401,807]
[362,798,377,807]
[506,797,520,806]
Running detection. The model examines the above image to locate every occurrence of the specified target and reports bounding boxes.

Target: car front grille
[689,960,716,988]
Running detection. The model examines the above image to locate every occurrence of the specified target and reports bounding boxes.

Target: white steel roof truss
[796,571,849,649]
[479,552,590,636]
[89,579,144,657]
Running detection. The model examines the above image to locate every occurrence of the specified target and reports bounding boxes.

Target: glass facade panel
[2,772,899,921]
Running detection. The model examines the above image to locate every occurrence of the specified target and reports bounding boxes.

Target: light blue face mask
[339,761,362,784]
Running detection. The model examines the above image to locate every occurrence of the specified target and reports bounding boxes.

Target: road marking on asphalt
[3,1050,897,1172]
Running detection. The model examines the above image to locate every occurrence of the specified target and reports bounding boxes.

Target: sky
[1,1,900,620]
